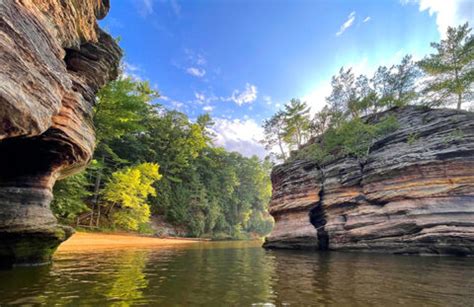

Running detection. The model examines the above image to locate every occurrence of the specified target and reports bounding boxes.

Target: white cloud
[186,67,206,77]
[336,11,356,36]
[195,92,205,101]
[401,0,473,37]
[263,95,272,105]
[138,0,182,17]
[196,54,206,66]
[122,61,143,80]
[211,118,266,158]
[203,105,213,112]
[194,91,218,105]
[171,100,184,109]
[225,83,258,106]
[363,16,371,23]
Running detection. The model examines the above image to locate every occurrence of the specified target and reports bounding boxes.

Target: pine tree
[261,110,288,160]
[418,22,474,109]
[283,99,311,149]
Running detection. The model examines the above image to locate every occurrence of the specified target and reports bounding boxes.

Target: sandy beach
[58,232,200,251]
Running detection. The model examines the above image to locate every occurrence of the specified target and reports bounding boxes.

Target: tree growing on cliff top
[418,22,474,109]
[283,99,311,149]
[262,110,288,160]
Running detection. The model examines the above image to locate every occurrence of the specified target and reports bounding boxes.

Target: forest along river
[1,240,474,306]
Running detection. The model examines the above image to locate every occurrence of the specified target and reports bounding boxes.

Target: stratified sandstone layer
[0,0,121,266]
[264,106,474,255]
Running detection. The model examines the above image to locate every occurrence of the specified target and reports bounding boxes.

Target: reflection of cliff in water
[1,242,474,305]
[269,250,474,305]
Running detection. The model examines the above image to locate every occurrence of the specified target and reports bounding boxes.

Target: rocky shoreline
[264,106,474,255]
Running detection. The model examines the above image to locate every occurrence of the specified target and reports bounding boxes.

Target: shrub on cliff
[291,114,399,163]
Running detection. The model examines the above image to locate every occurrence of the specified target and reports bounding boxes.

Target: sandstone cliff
[0,0,121,266]
[264,106,474,255]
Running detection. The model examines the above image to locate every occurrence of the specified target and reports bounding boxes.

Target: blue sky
[100,0,472,158]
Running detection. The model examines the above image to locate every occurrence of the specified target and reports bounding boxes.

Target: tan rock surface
[0,0,121,266]
[264,106,474,255]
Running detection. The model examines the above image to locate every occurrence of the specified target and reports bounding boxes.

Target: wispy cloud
[194,91,218,106]
[336,11,356,36]
[159,95,186,111]
[203,105,214,112]
[137,0,182,17]
[137,0,154,16]
[401,0,473,37]
[363,16,371,23]
[211,118,266,158]
[186,67,206,77]
[263,95,272,105]
[224,83,258,106]
[181,49,208,78]
[122,61,144,80]
[195,92,206,102]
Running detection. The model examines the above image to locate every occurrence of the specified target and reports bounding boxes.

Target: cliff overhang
[0,0,121,266]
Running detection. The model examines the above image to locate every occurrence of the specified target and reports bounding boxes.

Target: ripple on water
[0,242,474,305]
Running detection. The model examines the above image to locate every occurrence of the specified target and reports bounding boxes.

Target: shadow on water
[1,241,474,305]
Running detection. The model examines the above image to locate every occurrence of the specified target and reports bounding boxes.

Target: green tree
[311,105,332,136]
[262,110,288,160]
[418,22,474,109]
[94,77,158,142]
[103,162,162,231]
[371,65,396,109]
[327,67,357,121]
[391,55,421,106]
[51,172,91,223]
[283,99,311,149]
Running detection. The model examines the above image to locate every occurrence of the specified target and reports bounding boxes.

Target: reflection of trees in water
[0,249,154,305]
[142,242,277,305]
[0,265,51,305]
[101,250,149,306]
[1,245,474,305]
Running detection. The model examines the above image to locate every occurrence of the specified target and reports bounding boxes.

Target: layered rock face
[264,106,474,255]
[0,1,121,266]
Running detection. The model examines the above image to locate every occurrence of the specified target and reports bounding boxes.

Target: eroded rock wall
[0,0,121,266]
[264,106,474,255]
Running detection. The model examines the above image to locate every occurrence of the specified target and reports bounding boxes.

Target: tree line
[52,77,273,239]
[262,23,473,162]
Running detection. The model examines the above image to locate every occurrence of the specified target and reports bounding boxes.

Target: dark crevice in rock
[309,165,329,251]
[310,202,329,250]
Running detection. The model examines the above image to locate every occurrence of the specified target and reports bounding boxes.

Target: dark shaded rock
[263,160,322,249]
[264,106,474,255]
[0,1,121,266]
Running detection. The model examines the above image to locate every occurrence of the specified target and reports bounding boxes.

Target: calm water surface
[1,241,474,306]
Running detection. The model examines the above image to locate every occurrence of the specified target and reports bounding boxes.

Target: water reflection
[1,242,474,306]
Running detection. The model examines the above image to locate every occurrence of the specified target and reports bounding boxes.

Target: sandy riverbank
[58,232,201,251]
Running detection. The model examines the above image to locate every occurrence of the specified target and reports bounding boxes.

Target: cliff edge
[264,106,474,255]
[0,0,121,266]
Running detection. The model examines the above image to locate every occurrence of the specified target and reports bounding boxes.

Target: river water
[0,241,473,306]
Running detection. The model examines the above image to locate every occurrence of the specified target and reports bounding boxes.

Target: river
[1,241,473,306]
